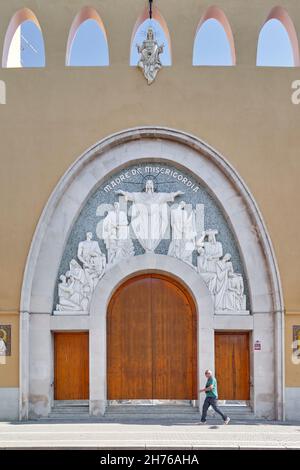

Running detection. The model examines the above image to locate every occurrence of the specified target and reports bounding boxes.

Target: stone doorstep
[49,400,90,419]
[53,400,89,407]
[47,401,256,421]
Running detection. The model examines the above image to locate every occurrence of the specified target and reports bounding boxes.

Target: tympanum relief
[55,164,248,315]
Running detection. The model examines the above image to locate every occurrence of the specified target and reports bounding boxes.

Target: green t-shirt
[206,377,218,398]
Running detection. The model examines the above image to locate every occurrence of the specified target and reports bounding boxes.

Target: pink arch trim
[195,5,236,65]
[260,6,300,66]
[66,6,109,66]
[131,5,172,60]
[2,8,43,67]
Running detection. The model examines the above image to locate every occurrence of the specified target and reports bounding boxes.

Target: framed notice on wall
[293,326,300,359]
[0,324,11,356]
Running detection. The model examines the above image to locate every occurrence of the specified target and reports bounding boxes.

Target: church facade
[0,0,299,422]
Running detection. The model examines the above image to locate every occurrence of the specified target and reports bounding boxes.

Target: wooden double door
[107,274,197,400]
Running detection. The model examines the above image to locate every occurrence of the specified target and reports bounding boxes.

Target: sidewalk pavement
[0,419,299,450]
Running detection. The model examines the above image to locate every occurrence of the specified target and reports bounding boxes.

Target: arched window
[66,7,109,66]
[193,6,236,66]
[130,6,171,66]
[257,7,299,67]
[2,8,45,68]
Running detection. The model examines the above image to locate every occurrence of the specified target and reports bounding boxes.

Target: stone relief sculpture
[196,243,218,294]
[215,253,246,311]
[102,202,134,265]
[168,201,197,265]
[137,27,164,85]
[56,233,106,313]
[56,274,86,312]
[55,182,247,314]
[197,229,223,272]
[196,230,246,312]
[77,232,106,290]
[117,179,184,252]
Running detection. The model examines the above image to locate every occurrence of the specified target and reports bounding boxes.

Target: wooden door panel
[152,277,197,399]
[107,276,153,399]
[107,274,197,400]
[54,332,89,400]
[215,332,250,400]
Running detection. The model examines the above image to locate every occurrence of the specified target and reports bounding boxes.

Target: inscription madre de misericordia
[102,165,200,193]
[54,163,248,315]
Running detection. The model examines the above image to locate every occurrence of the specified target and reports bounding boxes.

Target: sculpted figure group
[56,181,246,313]
[196,230,246,311]
[56,232,106,312]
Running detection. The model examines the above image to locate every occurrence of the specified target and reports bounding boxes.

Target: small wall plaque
[0,325,11,356]
[254,340,261,351]
[293,325,300,359]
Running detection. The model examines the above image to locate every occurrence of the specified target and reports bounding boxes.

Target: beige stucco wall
[0,1,299,387]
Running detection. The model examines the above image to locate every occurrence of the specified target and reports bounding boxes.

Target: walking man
[199,369,230,424]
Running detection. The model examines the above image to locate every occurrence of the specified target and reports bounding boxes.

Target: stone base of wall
[0,388,19,421]
[285,388,300,421]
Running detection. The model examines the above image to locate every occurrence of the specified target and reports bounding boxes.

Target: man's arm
[199,377,214,393]
[199,384,213,393]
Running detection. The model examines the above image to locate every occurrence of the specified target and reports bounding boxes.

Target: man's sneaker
[224,417,230,425]
[199,421,207,425]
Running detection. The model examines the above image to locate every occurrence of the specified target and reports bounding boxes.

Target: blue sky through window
[130,18,171,66]
[193,19,232,66]
[20,20,45,67]
[18,17,296,68]
[68,19,109,66]
[257,19,294,67]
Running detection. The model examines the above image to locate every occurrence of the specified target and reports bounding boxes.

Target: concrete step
[213,406,255,420]
[104,405,256,421]
[105,405,200,420]
[105,405,199,415]
[102,416,201,422]
[46,403,256,421]
[219,406,253,413]
[48,414,90,420]
[49,400,90,419]
[51,408,89,414]
[53,400,88,407]
[219,406,252,411]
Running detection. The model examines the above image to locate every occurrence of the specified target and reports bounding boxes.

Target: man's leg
[201,397,210,422]
[210,398,228,421]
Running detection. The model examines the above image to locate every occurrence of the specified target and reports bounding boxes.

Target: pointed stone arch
[2,8,45,68]
[130,5,171,65]
[257,6,300,67]
[193,6,236,66]
[19,127,284,421]
[66,6,109,66]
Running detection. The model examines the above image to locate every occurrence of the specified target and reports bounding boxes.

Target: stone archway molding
[89,253,214,415]
[19,127,284,420]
